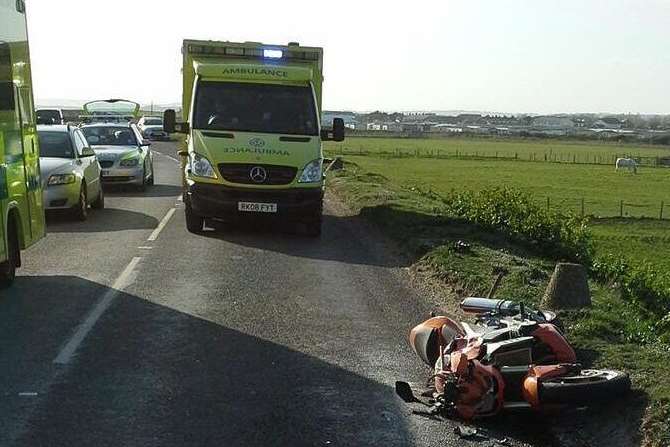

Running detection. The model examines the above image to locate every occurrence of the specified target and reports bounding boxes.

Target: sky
[26,0,670,114]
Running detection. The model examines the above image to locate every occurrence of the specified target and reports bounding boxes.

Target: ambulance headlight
[191,153,217,179]
[298,159,323,183]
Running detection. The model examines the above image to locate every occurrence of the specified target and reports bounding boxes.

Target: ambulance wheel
[0,220,20,289]
[185,199,204,234]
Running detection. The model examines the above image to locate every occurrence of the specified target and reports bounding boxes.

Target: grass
[325,136,670,164]
[323,148,670,271]
[327,160,670,446]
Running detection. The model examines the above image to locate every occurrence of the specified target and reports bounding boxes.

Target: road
[0,141,548,446]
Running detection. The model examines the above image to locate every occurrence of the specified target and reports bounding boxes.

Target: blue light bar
[263,49,283,59]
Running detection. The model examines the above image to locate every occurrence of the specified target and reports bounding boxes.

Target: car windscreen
[81,126,138,146]
[193,81,318,136]
[144,119,162,126]
[38,132,74,158]
[36,110,62,125]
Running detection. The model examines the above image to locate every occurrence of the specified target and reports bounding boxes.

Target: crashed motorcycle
[396,297,630,419]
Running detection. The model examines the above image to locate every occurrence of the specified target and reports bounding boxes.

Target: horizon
[33,99,670,118]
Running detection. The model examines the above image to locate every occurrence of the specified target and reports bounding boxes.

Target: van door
[16,84,45,242]
[0,42,16,261]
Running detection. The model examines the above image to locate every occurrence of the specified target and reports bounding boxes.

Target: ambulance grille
[218,163,297,185]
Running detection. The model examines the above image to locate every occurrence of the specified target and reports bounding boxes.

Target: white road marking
[138,246,153,250]
[53,257,142,365]
[147,208,176,241]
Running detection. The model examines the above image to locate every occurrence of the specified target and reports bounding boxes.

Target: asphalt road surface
[0,141,551,446]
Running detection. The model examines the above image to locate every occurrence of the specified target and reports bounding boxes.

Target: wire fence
[536,197,668,220]
[330,146,670,168]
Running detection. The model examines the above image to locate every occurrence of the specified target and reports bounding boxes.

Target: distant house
[431,124,463,133]
[322,111,357,128]
[456,114,483,125]
[593,117,624,129]
[531,116,575,130]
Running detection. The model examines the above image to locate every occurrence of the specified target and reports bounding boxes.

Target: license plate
[238,202,277,213]
[102,170,110,176]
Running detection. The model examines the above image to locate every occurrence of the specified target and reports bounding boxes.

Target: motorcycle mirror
[395,381,419,403]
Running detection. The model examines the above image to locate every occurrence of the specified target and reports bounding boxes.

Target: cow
[616,158,638,173]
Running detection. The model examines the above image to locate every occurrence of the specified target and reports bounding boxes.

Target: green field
[325,137,670,270]
[325,136,670,164]
[327,139,670,443]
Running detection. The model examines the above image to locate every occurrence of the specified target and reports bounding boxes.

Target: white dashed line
[147,208,176,241]
[54,257,142,365]
[138,246,153,250]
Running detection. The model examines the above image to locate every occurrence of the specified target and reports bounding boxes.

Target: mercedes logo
[249,138,265,148]
[249,166,268,183]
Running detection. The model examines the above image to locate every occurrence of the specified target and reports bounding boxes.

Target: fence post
[620,200,624,217]
[581,198,585,217]
[547,196,550,212]
[515,152,518,160]
[573,154,576,163]
[661,201,665,220]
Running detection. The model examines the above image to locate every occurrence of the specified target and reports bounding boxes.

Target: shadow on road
[104,183,182,199]
[199,214,410,268]
[2,275,414,447]
[45,208,159,233]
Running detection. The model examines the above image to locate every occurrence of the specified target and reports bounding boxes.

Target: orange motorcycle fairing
[436,358,505,419]
[531,324,577,363]
[522,364,572,409]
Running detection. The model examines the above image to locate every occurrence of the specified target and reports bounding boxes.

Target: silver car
[38,125,104,220]
[138,116,169,141]
[80,123,155,190]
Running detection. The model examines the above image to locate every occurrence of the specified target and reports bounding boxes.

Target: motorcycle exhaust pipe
[460,297,520,315]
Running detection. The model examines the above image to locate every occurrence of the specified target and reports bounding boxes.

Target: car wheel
[91,185,105,210]
[147,163,155,186]
[137,164,147,192]
[73,185,88,221]
[0,220,19,289]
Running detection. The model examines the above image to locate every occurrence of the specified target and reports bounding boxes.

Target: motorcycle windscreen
[409,316,464,367]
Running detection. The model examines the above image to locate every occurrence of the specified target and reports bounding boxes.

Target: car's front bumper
[187,182,323,221]
[43,182,80,209]
[146,132,169,141]
[101,166,144,185]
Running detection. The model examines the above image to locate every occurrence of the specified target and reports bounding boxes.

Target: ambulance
[164,40,344,236]
[0,0,45,287]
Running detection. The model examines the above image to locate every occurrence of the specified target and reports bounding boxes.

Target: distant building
[456,114,483,125]
[431,124,463,133]
[322,111,357,128]
[593,117,624,129]
[531,116,575,130]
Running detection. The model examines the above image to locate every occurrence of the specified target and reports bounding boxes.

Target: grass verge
[328,161,670,446]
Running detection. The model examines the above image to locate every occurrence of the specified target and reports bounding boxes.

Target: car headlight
[120,157,140,167]
[190,153,217,178]
[48,174,76,185]
[298,159,323,183]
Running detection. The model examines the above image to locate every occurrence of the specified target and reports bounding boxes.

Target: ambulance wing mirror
[321,118,345,142]
[163,109,176,133]
[164,109,189,134]
[332,118,345,142]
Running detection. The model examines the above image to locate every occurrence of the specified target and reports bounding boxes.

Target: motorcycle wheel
[539,369,630,404]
